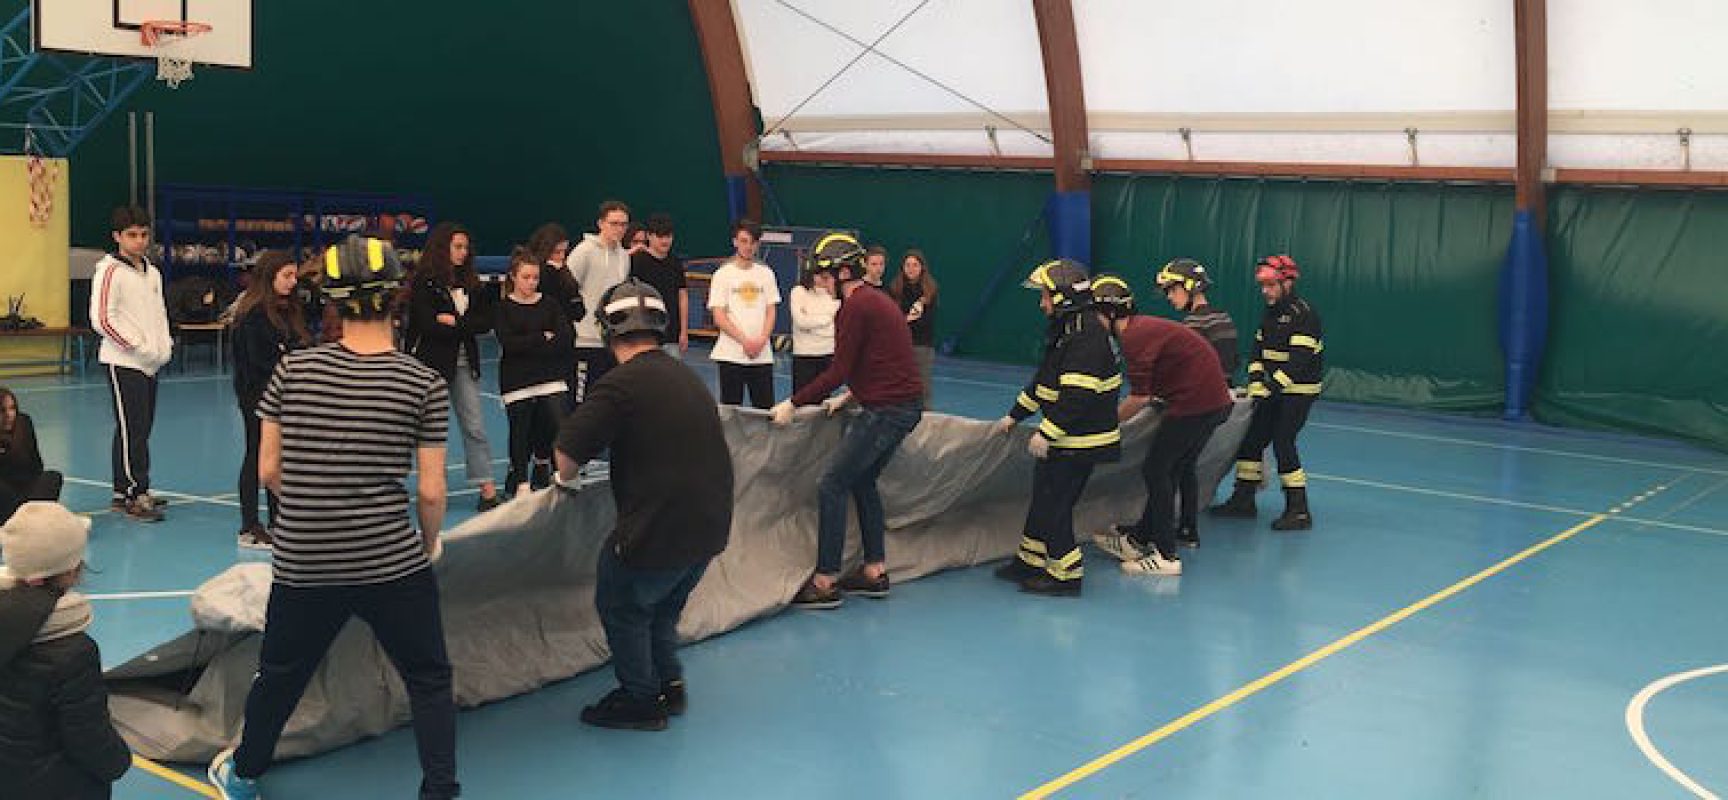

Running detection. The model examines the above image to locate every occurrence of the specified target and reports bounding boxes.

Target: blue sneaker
[208,747,261,800]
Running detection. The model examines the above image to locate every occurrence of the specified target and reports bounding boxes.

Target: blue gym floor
[6,343,1728,799]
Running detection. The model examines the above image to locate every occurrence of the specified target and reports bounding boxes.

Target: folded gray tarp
[106,400,1254,762]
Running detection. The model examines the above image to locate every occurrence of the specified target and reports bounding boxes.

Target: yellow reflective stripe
[1247,383,1271,398]
[1273,370,1295,388]
[366,238,385,271]
[1017,392,1040,413]
[1261,350,1290,362]
[1289,334,1322,351]
[1034,384,1060,402]
[1039,420,1069,439]
[1282,382,1323,396]
[1017,550,1047,568]
[1046,548,1084,579]
[1247,361,1266,374]
[1058,373,1123,392]
[324,246,342,279]
[1281,469,1309,488]
[1019,536,1047,554]
[1048,430,1122,449]
[1236,460,1264,481]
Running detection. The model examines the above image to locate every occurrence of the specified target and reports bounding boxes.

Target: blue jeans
[817,401,923,576]
[448,356,494,485]
[594,547,709,701]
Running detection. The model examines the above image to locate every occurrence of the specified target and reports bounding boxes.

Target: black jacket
[539,262,586,332]
[230,305,303,408]
[890,281,937,347]
[404,277,495,380]
[0,585,131,800]
[1007,311,1122,464]
[0,413,45,487]
[555,351,733,569]
[495,293,574,396]
[1246,293,1324,400]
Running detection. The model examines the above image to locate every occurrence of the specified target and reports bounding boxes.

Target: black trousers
[717,362,774,409]
[1131,407,1228,556]
[105,365,156,500]
[1018,458,1096,580]
[237,401,279,530]
[0,471,63,523]
[234,568,458,799]
[1234,394,1317,486]
[505,392,567,490]
[571,347,616,406]
[791,355,832,395]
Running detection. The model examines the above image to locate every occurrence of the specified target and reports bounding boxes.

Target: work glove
[770,400,795,427]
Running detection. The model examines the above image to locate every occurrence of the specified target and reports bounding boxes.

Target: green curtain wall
[1538,187,1728,450]
[1093,175,1515,411]
[45,0,731,254]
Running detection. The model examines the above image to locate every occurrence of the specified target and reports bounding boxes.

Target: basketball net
[142,22,212,89]
[23,129,56,228]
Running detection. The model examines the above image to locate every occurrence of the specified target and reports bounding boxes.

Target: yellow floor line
[132,753,218,798]
[1019,513,1612,799]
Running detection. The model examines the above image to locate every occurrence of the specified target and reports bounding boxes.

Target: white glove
[770,400,795,427]
[553,468,583,494]
[425,536,444,564]
[822,393,851,417]
[1027,433,1050,460]
[992,416,1017,437]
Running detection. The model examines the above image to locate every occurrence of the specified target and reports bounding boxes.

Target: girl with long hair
[228,251,311,547]
[888,249,938,408]
[495,247,573,497]
[404,222,502,511]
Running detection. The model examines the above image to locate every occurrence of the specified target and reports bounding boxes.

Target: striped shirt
[1183,304,1240,385]
[257,344,449,587]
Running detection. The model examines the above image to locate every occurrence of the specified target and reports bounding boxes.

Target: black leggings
[718,363,775,409]
[791,355,832,395]
[1234,395,1317,486]
[238,401,279,530]
[505,392,567,491]
[1132,407,1228,556]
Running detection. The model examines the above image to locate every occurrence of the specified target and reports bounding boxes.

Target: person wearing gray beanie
[0,502,132,799]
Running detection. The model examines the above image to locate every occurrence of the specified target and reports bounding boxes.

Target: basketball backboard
[32,0,252,69]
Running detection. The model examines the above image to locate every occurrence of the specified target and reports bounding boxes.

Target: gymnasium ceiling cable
[763,0,1054,146]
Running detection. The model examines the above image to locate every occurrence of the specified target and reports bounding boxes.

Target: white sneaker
[513,482,532,500]
[1092,525,1148,562]
[236,530,274,551]
[1122,549,1183,576]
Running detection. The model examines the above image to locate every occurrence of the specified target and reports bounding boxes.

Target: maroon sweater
[1119,315,1231,418]
[791,285,924,408]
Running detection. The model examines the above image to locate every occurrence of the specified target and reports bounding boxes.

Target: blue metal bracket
[1,6,153,156]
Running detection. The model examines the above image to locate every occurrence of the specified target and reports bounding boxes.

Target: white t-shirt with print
[707,260,781,365]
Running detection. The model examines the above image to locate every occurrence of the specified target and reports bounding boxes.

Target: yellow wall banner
[0,154,72,377]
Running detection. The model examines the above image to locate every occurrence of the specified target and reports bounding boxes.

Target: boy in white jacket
[89,206,172,522]
[564,200,633,406]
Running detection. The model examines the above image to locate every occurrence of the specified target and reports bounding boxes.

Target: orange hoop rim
[141,20,214,46]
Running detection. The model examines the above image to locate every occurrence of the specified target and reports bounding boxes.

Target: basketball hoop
[141,21,213,89]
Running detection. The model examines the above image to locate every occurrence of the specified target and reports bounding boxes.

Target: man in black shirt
[555,279,733,731]
[628,213,689,358]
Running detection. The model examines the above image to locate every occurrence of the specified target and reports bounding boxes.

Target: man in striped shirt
[208,237,459,800]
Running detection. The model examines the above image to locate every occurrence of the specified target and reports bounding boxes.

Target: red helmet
[1255,254,1300,283]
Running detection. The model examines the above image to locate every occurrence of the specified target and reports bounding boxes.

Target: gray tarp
[106,400,1255,762]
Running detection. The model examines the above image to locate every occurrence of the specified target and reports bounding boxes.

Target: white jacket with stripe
[89,254,173,376]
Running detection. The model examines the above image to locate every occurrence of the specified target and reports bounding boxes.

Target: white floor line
[1308,471,1728,539]
[86,590,197,601]
[1310,421,1728,477]
[61,476,240,508]
[1626,664,1728,800]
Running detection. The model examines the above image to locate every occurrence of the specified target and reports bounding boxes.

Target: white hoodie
[89,254,173,376]
[564,233,631,349]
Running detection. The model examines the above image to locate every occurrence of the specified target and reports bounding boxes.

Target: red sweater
[1119,315,1231,418]
[791,285,924,408]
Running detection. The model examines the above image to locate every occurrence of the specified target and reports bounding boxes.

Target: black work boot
[1271,487,1313,531]
[1208,482,1259,517]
